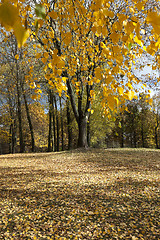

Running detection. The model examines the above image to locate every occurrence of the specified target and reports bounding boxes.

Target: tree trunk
[77,115,88,148]
[155,113,159,149]
[15,46,25,153]
[66,78,92,149]
[87,115,91,147]
[120,115,124,148]
[54,95,59,151]
[48,90,53,152]
[155,126,158,149]
[67,99,73,150]
[52,104,57,152]
[141,122,145,148]
[133,130,137,148]
[22,91,35,152]
[16,80,25,153]
[60,96,64,151]
[9,120,16,154]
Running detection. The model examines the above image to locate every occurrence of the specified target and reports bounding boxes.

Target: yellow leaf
[35,89,42,94]
[49,29,54,39]
[143,46,146,51]
[44,52,49,58]
[13,22,30,48]
[29,82,36,89]
[135,2,145,11]
[0,2,19,29]
[42,38,48,44]
[41,58,47,64]
[125,91,135,101]
[36,53,41,59]
[152,65,156,70]
[126,82,133,89]
[95,67,102,79]
[31,94,38,100]
[48,62,52,68]
[117,87,123,95]
[134,36,142,46]
[107,95,116,111]
[37,19,44,28]
[148,98,153,105]
[15,54,19,60]
[63,32,72,45]
[147,12,160,34]
[48,10,58,19]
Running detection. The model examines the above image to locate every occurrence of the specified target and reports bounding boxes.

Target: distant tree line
[0,90,160,154]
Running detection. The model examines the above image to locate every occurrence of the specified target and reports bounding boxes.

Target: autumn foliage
[0,149,160,239]
[0,0,160,148]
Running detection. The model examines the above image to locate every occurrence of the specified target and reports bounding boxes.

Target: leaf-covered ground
[0,148,160,240]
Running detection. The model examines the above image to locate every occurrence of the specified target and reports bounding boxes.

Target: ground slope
[0,148,160,239]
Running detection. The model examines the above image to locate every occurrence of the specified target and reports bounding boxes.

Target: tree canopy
[0,0,160,148]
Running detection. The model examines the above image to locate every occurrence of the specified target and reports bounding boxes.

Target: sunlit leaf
[0,2,19,29]
[15,54,19,60]
[35,4,46,19]
[13,22,30,48]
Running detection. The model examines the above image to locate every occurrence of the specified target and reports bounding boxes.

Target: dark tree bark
[21,83,35,152]
[66,78,92,148]
[155,112,159,149]
[8,89,16,154]
[133,129,137,148]
[54,95,59,151]
[52,99,57,152]
[87,115,91,147]
[14,42,25,153]
[59,96,64,151]
[48,90,53,152]
[77,115,88,148]
[120,115,124,148]
[17,83,25,152]
[141,110,145,148]
[9,122,15,154]
[67,98,73,150]
[16,67,25,153]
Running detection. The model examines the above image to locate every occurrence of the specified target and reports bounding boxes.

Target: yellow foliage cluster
[0,0,159,114]
[0,0,30,47]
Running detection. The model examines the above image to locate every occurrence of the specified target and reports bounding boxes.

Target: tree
[125,100,139,148]
[152,94,160,149]
[0,0,160,148]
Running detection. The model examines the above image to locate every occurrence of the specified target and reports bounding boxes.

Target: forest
[0,1,160,239]
[0,0,160,154]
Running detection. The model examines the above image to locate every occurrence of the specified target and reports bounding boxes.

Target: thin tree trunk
[133,130,137,148]
[15,43,25,153]
[52,102,57,152]
[59,96,64,151]
[48,90,53,152]
[8,95,16,154]
[9,120,16,154]
[16,77,25,152]
[155,113,159,149]
[120,115,124,148]
[54,95,59,151]
[87,115,91,147]
[141,118,145,148]
[22,88,35,152]
[67,98,73,150]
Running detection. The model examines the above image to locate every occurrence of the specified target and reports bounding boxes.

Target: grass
[0,148,160,240]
